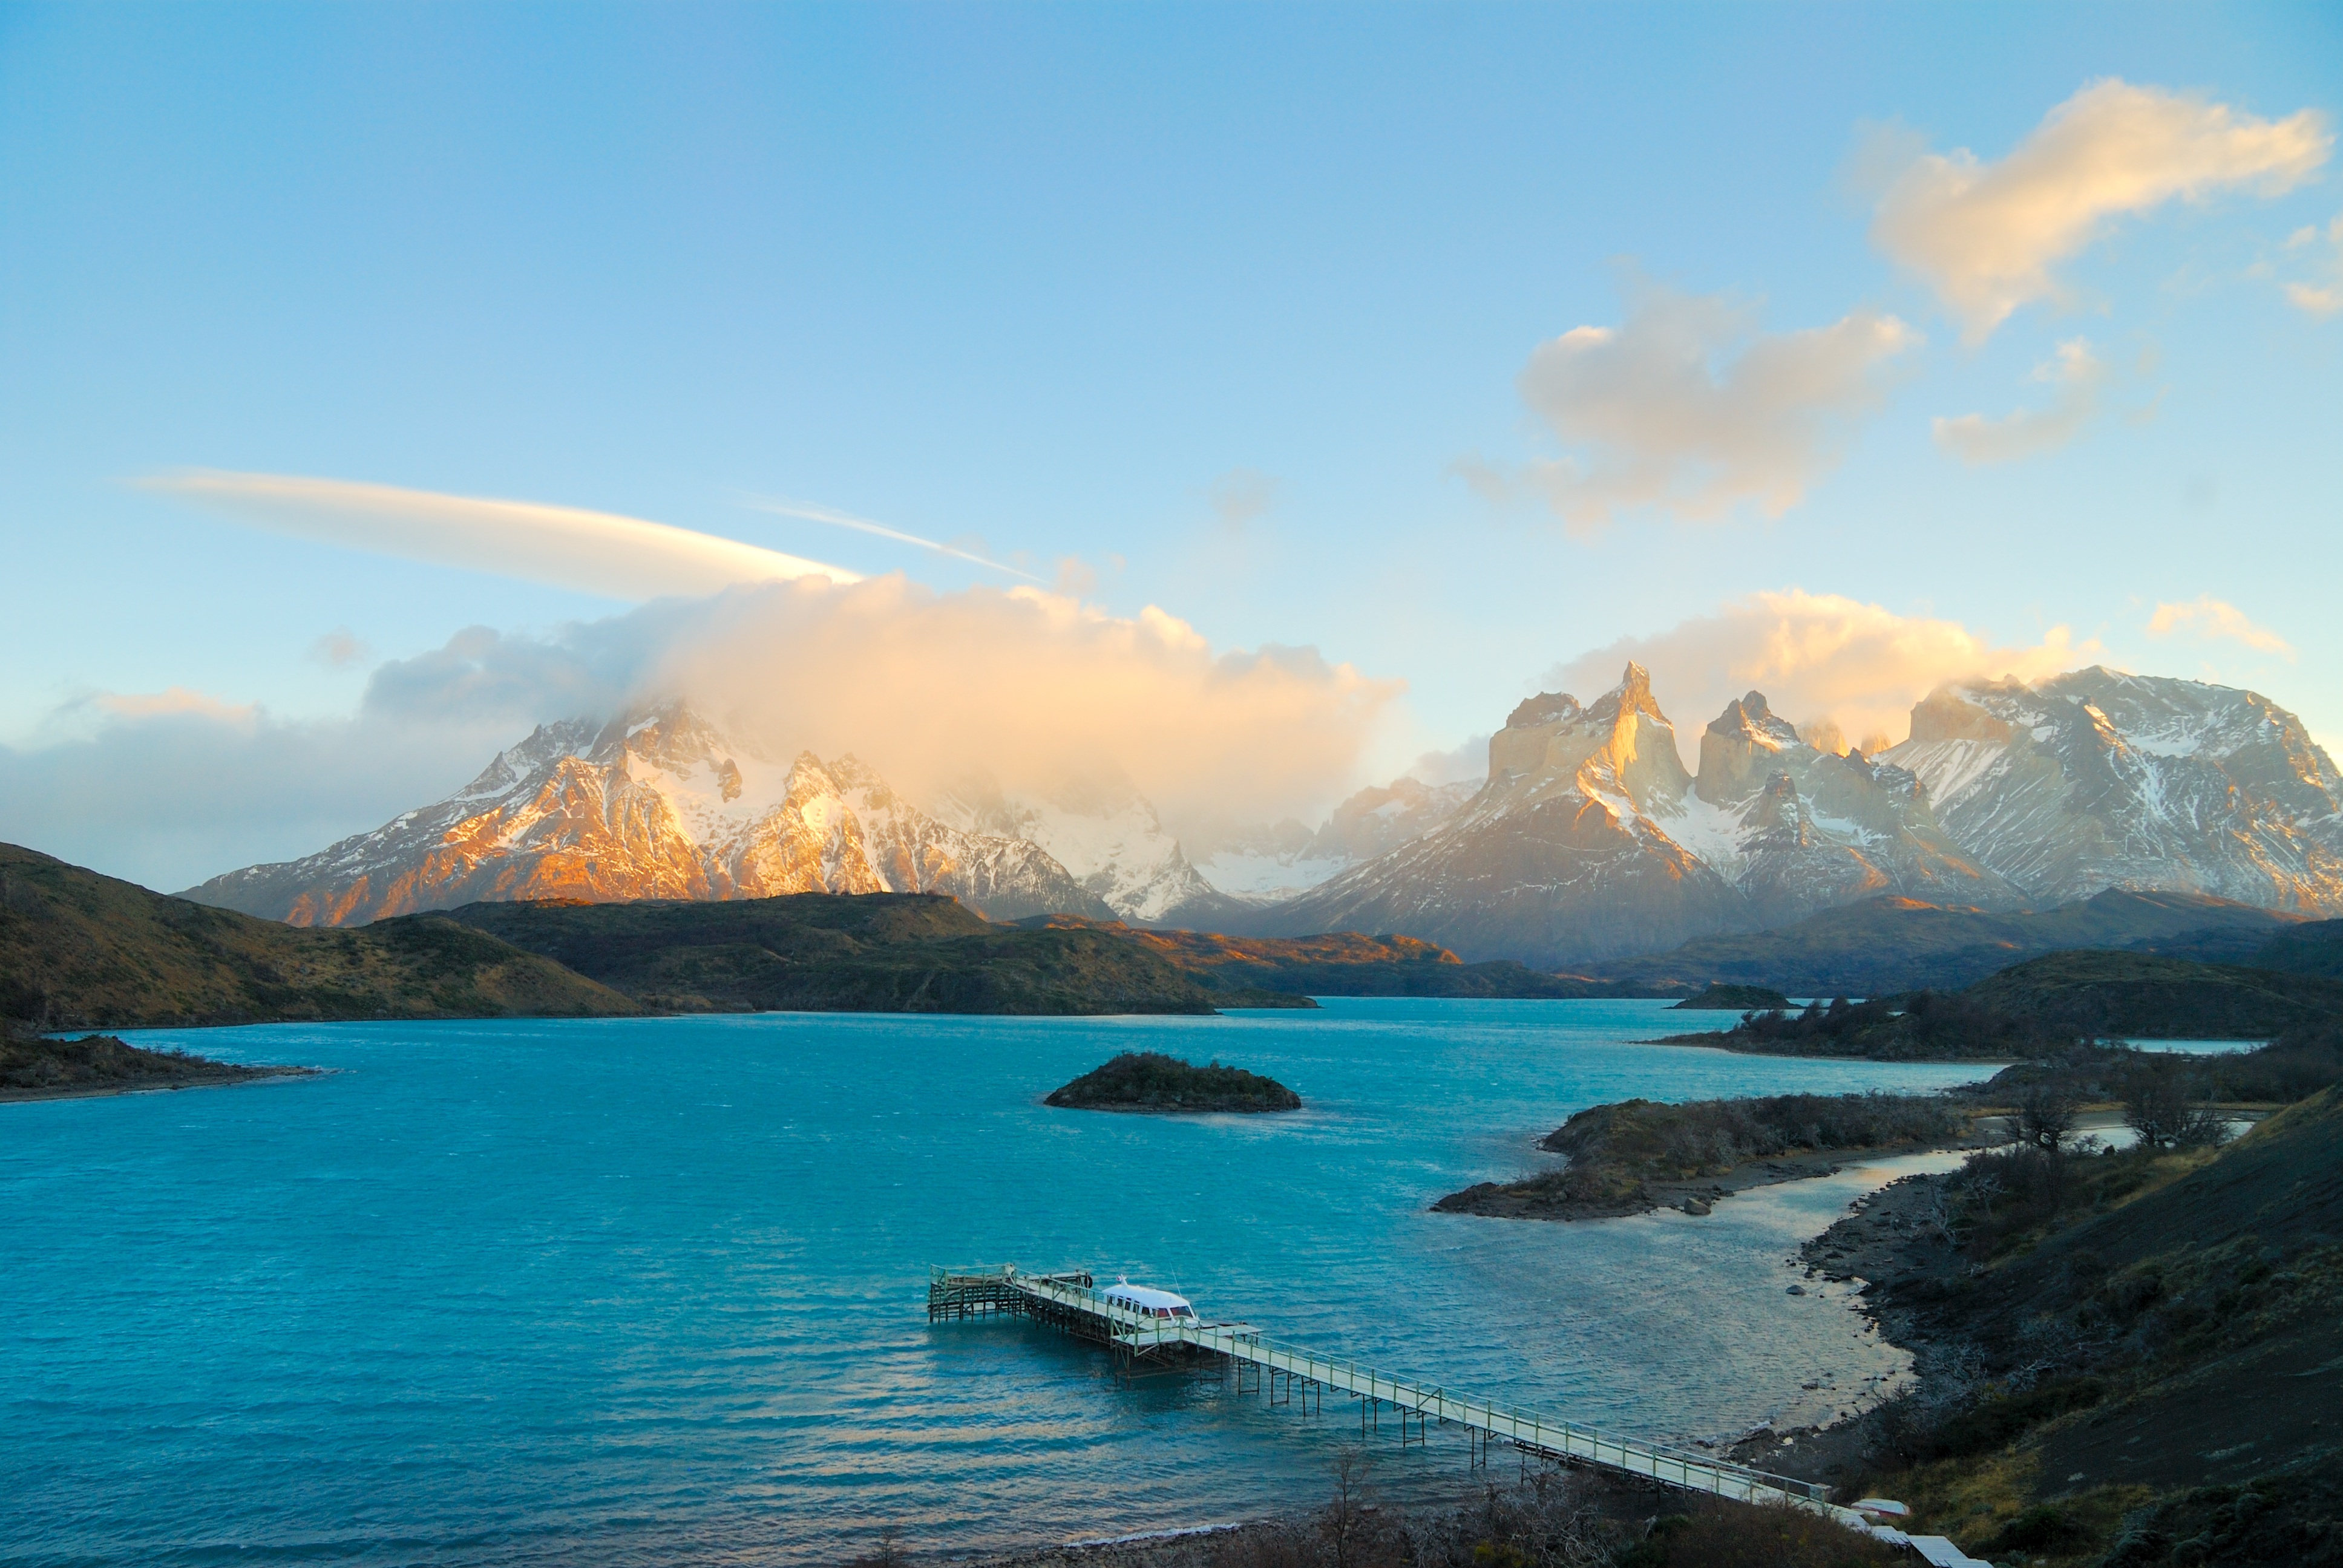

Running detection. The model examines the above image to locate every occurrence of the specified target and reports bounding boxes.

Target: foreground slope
[0,843,637,1028]
[1812,1087,2343,1564]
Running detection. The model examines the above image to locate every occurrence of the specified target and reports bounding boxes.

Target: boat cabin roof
[1104,1282,1193,1313]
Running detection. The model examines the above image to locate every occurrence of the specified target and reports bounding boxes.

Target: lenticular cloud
[144,470,859,599]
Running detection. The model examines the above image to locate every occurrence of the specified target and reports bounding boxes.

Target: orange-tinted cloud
[1544,589,2099,759]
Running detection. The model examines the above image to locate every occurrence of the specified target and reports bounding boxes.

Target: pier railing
[929,1264,1830,1511]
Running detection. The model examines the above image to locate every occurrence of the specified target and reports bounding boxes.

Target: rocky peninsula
[1434,1091,1976,1221]
[1,1030,315,1103]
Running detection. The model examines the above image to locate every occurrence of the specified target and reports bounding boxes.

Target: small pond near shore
[3,999,1999,1566]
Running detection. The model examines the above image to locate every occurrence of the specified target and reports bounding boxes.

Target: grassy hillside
[0,844,639,1028]
[2246,916,2343,979]
[441,895,1243,1014]
[1593,889,2300,996]
[1826,1087,2343,1565]
[1963,949,2343,1036]
[1024,918,1678,998]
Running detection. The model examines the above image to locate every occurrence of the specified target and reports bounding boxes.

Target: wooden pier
[928,1264,1995,1565]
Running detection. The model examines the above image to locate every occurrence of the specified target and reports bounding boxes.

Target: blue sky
[2,4,2339,886]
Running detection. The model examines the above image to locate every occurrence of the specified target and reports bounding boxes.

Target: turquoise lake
[1,1000,1999,1566]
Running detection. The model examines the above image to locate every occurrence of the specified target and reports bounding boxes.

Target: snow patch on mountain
[1884,668,2343,913]
[184,702,1109,926]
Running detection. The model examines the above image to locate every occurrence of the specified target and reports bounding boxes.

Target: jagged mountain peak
[608,701,752,775]
[1695,690,1814,807]
[1490,662,1691,812]
[1706,690,1801,746]
[1588,660,1665,725]
[183,704,1114,927]
[1742,771,1807,837]
[1889,668,2343,913]
[1504,690,1583,730]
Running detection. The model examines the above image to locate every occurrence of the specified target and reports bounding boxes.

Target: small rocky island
[1044,1051,1302,1113]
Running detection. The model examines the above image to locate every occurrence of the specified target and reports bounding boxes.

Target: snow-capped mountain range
[1255,663,2343,964]
[1886,668,2343,913]
[186,667,2343,963]
[187,705,1116,926]
[1256,664,2015,964]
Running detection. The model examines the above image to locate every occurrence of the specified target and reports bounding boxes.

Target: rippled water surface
[2,1001,1996,1566]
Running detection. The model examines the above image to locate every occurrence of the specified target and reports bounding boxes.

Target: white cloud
[1870,79,2332,341]
[2281,213,2343,317]
[1487,279,1920,531]
[1933,337,2108,464]
[1,574,1401,891]
[1543,589,2099,761]
[2146,596,2295,659]
[1406,734,1490,788]
[143,470,860,599]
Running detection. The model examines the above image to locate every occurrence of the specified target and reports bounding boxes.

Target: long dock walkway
[928,1264,1994,1566]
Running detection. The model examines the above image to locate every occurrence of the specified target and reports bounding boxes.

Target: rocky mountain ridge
[1263,664,2016,964]
[1255,662,2339,966]
[1885,667,2343,913]
[187,705,1115,926]
[185,665,2343,965]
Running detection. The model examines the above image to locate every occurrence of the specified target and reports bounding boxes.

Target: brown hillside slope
[439,895,1242,1014]
[1829,1089,2343,1564]
[1023,916,1669,998]
[0,843,639,1028]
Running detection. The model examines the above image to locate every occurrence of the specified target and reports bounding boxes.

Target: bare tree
[2122,1061,2194,1149]
[1919,1177,1961,1247]
[2018,1085,2079,1154]
[1323,1445,1374,1568]
[2174,1100,2232,1148]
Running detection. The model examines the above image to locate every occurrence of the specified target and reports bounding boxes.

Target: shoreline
[966,1146,1981,1566]
[0,1062,319,1106]
[1433,1132,1988,1221]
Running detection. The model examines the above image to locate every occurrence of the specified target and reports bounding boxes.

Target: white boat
[1101,1279,1197,1321]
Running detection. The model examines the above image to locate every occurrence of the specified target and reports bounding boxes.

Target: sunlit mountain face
[1256,666,2343,967]
[185,671,2343,964]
